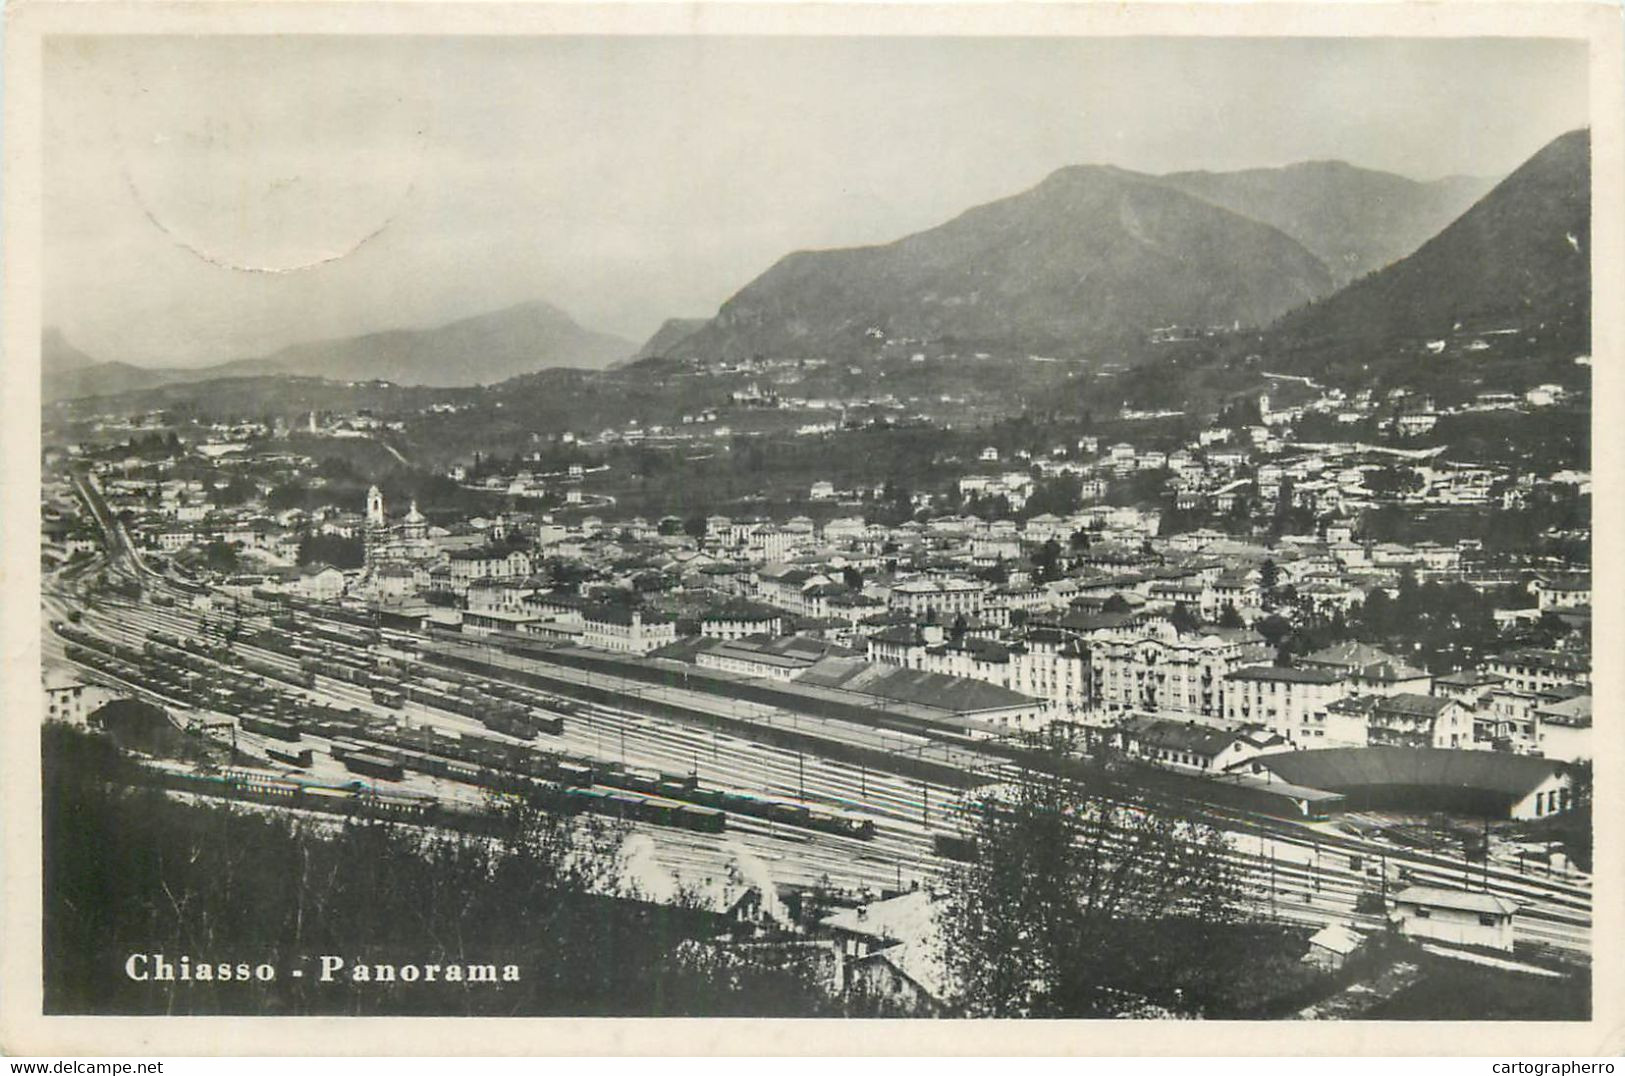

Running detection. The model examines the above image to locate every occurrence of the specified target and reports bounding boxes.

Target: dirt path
[1297,960,1424,1019]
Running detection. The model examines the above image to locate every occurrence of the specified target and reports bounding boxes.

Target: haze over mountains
[1157,164,1495,288]
[44,301,632,402]
[661,165,1336,363]
[629,318,712,364]
[206,300,630,386]
[1271,128,1590,347]
[45,133,1590,403]
[644,157,1499,362]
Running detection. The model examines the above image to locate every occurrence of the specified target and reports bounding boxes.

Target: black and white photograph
[6,1,1621,1053]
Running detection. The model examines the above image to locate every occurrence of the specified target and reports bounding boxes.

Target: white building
[1222,666,1352,743]
[1389,886,1519,953]
[44,670,116,726]
[1092,623,1270,720]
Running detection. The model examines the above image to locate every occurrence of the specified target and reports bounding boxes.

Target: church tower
[366,486,386,529]
[403,499,427,542]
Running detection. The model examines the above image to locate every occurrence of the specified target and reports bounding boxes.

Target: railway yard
[39,472,1592,963]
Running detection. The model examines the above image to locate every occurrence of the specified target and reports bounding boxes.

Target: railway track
[49,589,1593,957]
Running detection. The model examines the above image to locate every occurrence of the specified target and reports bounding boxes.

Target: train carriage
[675,804,727,834]
[339,750,405,782]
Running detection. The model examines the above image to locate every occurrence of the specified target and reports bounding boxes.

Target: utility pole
[1269,842,1277,920]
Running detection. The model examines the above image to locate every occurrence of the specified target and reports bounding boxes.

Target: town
[40,340,1592,1017]
[31,32,1596,1025]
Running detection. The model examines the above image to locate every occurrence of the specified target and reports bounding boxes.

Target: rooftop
[799,657,1037,716]
[1391,885,1520,917]
[1227,665,1347,685]
[1119,716,1240,757]
[1256,747,1567,800]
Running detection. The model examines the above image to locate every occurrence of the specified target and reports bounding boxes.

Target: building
[1298,641,1432,696]
[1305,695,1377,748]
[1532,694,1591,762]
[699,601,785,641]
[447,546,534,588]
[1483,649,1589,695]
[1302,924,1366,972]
[1388,886,1519,953]
[1433,669,1507,708]
[1116,716,1288,774]
[580,606,677,654]
[1363,693,1472,750]
[887,577,986,619]
[1252,747,1574,821]
[693,634,858,682]
[1530,576,1590,612]
[1092,622,1271,720]
[797,656,1046,733]
[44,670,116,726]
[821,891,950,1015]
[362,486,436,569]
[1006,628,1091,717]
[1222,666,1352,743]
[294,564,347,601]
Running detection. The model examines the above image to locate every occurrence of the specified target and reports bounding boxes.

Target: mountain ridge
[666,162,1335,363]
[43,300,633,401]
[1158,162,1496,286]
[1269,128,1590,348]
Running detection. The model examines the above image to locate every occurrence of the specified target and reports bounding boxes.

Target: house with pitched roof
[1389,885,1520,952]
[1299,641,1433,696]
[1117,716,1289,774]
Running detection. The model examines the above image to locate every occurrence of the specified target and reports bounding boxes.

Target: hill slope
[1270,129,1590,348]
[668,165,1334,362]
[213,301,632,386]
[630,317,710,362]
[1159,163,1495,287]
[43,330,184,403]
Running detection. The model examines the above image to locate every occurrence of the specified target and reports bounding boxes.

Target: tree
[1102,594,1132,615]
[1030,537,1063,583]
[209,477,259,507]
[298,534,364,570]
[1216,602,1245,629]
[1258,558,1280,593]
[941,748,1244,1017]
[1169,602,1202,635]
[199,540,240,576]
[682,514,708,540]
[1023,476,1083,519]
[1255,614,1293,651]
[975,560,1009,585]
[1356,587,1395,640]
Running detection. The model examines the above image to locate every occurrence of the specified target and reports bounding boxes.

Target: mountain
[666,165,1334,363]
[1159,163,1496,287]
[43,328,98,374]
[211,300,632,386]
[43,301,634,402]
[630,317,709,362]
[43,330,182,403]
[1270,129,1590,347]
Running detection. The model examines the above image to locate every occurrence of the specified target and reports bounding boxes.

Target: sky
[44,35,1589,367]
